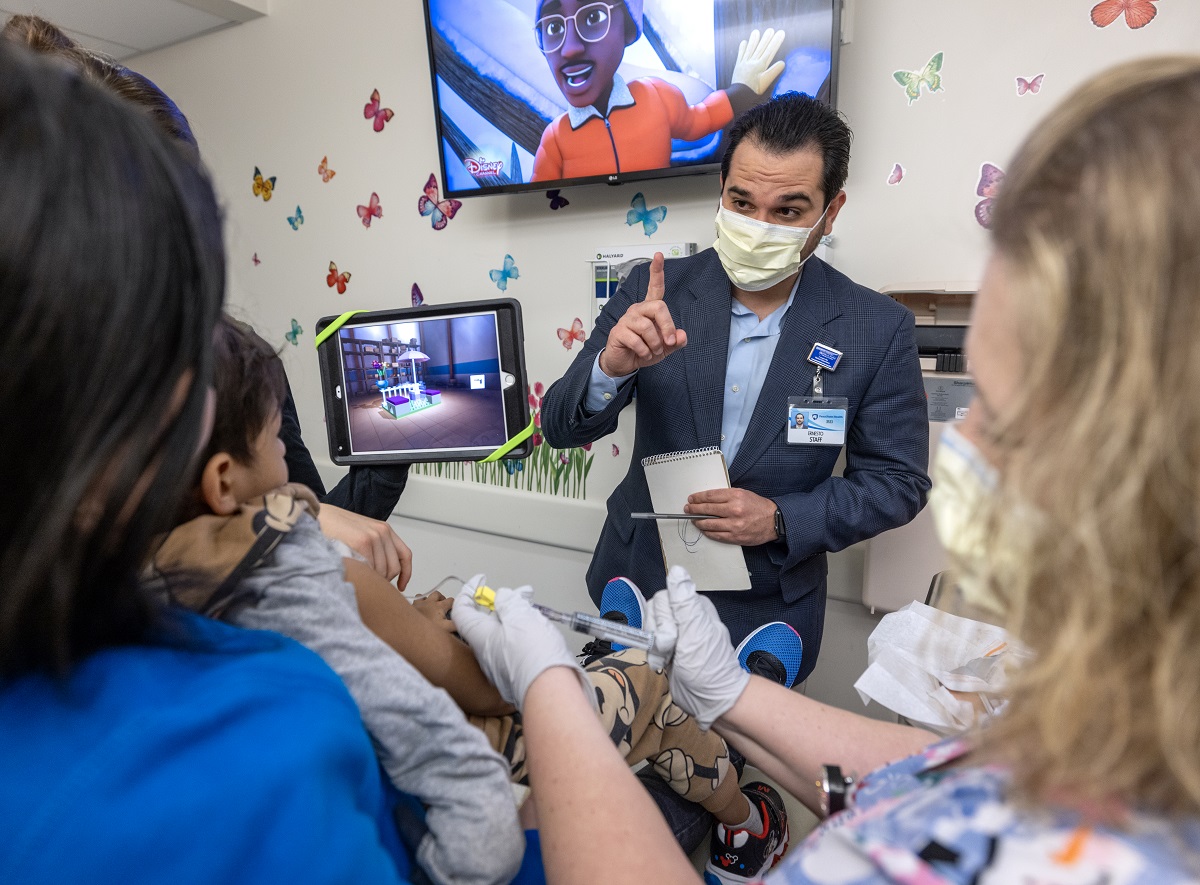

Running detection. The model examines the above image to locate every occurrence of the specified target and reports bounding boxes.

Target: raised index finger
[644,252,665,302]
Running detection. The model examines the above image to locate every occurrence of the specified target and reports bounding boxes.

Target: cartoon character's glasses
[534,2,621,54]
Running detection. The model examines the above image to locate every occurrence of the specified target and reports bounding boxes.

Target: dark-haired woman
[0,42,411,884]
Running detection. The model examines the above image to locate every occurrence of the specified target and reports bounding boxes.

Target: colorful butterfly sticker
[357,192,383,229]
[284,319,302,346]
[626,192,667,237]
[252,252,261,266]
[975,162,1005,230]
[318,156,336,182]
[364,88,394,132]
[252,166,276,201]
[1016,74,1045,96]
[418,173,462,231]
[887,163,905,186]
[287,206,304,230]
[327,261,351,294]
[489,254,520,291]
[546,189,570,210]
[893,52,944,104]
[412,283,425,307]
[611,444,620,457]
[1091,0,1158,29]
[557,317,585,350]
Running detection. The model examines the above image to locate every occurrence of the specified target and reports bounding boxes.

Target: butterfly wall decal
[975,162,1005,230]
[252,252,261,266]
[252,166,276,201]
[489,254,520,291]
[1016,74,1045,96]
[357,192,383,229]
[887,163,905,186]
[503,459,525,476]
[284,319,302,346]
[627,192,667,237]
[557,317,585,350]
[546,189,570,210]
[1091,0,1158,29]
[418,173,462,231]
[411,283,425,307]
[364,88,394,132]
[611,444,620,457]
[287,206,304,230]
[327,261,351,294]
[318,156,336,182]
[893,52,944,104]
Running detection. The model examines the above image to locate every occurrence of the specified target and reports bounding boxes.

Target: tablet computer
[316,299,531,465]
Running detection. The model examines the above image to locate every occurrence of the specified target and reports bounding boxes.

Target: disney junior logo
[465,157,505,176]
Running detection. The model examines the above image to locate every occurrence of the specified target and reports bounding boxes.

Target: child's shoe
[580,576,647,662]
[735,622,804,688]
[704,782,790,885]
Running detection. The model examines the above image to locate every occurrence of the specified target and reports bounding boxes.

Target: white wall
[129,0,1200,711]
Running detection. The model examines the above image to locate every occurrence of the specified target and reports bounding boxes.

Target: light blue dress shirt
[585,276,800,464]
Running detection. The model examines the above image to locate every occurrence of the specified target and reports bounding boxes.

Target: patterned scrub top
[764,738,1200,884]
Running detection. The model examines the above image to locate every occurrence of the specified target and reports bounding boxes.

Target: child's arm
[346,559,516,718]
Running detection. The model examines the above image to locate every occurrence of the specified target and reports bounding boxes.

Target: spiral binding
[640,446,722,468]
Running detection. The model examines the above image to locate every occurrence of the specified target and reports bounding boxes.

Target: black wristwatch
[773,506,786,540]
[818,764,853,816]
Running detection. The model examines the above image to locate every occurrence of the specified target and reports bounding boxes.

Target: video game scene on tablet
[339,311,507,454]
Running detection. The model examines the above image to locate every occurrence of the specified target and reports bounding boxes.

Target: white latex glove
[452,580,594,711]
[730,28,786,95]
[643,566,749,731]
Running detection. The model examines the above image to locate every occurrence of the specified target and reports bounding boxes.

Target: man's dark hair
[720,92,852,206]
[0,40,224,677]
[206,316,287,465]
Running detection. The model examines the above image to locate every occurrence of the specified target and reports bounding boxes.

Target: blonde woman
[451,56,1200,882]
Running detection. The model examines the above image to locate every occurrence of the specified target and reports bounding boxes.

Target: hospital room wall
[130,0,1200,712]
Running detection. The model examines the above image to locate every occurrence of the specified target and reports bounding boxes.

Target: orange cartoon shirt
[531,75,733,182]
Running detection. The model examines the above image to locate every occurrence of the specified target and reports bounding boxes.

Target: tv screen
[423,0,840,198]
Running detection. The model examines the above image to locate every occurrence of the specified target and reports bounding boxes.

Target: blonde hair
[978,56,1200,815]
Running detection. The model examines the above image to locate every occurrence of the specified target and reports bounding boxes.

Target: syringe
[471,584,656,651]
[532,604,656,651]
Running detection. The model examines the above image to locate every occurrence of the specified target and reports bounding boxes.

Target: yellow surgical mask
[713,203,828,291]
[929,424,1009,616]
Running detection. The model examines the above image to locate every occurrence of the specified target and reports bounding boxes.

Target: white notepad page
[641,447,752,591]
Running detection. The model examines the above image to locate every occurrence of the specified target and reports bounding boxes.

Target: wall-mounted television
[423,0,841,198]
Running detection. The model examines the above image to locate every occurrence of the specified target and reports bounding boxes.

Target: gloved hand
[643,566,749,731]
[730,28,786,95]
[452,578,594,710]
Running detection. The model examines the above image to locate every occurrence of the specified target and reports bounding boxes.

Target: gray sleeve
[231,517,523,885]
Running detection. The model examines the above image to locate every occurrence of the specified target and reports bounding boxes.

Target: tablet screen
[335,310,508,456]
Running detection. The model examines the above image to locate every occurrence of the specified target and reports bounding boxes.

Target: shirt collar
[730,274,801,335]
[566,74,636,129]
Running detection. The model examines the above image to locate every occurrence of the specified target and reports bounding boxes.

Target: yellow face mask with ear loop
[928,423,1010,616]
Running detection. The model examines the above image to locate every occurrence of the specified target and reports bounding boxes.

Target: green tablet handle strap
[480,417,536,463]
[314,311,367,349]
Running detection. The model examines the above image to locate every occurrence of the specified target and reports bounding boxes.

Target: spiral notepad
[641,447,752,591]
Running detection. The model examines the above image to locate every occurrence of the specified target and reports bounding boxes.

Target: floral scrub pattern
[763,738,1200,885]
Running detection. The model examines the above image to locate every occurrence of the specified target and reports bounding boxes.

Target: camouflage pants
[469,649,740,814]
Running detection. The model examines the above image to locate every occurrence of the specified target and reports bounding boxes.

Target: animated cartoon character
[530,0,786,182]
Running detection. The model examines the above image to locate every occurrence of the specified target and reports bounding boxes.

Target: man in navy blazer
[542,94,930,690]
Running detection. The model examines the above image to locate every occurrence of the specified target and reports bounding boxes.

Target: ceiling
[0,0,266,60]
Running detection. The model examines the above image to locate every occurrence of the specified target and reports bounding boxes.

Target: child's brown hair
[206,315,287,464]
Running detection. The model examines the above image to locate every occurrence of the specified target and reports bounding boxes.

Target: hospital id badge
[787,397,848,446]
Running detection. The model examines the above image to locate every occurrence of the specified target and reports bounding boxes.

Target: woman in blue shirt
[0,42,410,885]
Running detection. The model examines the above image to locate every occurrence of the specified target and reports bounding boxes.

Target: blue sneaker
[735,623,803,688]
[581,577,647,663]
[595,576,646,651]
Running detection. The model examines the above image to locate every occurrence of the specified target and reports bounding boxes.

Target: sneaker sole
[735,622,804,688]
[598,576,646,652]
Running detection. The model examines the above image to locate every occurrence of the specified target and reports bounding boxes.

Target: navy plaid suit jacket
[542,249,930,674]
